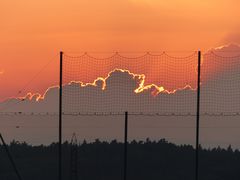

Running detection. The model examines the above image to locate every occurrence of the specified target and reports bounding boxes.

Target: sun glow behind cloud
[1,0,240,100]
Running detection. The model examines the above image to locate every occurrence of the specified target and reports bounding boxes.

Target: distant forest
[1,139,240,180]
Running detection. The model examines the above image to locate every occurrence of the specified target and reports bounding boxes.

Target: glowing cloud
[65,68,176,97]
[0,69,198,113]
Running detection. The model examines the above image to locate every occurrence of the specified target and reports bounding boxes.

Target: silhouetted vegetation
[1,139,240,180]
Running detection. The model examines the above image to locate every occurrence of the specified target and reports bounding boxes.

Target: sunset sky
[1,0,240,101]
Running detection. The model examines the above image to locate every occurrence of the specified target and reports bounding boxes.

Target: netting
[2,50,240,180]
[62,52,199,179]
[62,52,198,115]
[199,51,240,149]
[201,51,240,114]
[198,51,240,178]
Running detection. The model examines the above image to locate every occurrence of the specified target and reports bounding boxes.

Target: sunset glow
[1,0,240,101]
[15,68,198,104]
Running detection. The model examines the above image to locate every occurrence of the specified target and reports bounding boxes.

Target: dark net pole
[0,133,23,180]
[59,51,63,180]
[195,51,201,180]
[123,112,128,180]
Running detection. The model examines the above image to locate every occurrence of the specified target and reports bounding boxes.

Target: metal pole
[59,51,63,180]
[0,133,23,180]
[195,51,201,180]
[123,112,128,180]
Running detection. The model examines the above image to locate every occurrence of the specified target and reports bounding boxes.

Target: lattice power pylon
[70,133,78,180]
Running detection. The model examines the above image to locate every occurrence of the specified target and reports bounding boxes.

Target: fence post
[124,112,128,180]
[195,51,201,180]
[59,51,63,180]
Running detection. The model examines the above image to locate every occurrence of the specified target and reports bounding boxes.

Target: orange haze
[1,0,240,101]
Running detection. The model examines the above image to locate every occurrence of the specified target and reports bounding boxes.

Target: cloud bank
[0,69,196,114]
[1,44,240,114]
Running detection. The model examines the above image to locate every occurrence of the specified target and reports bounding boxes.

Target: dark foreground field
[1,139,239,180]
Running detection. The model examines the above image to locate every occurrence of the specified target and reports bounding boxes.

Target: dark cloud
[1,45,240,115]
[0,44,240,113]
[0,69,196,114]
[1,47,240,147]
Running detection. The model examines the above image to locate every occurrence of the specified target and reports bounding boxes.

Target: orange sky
[1,0,240,101]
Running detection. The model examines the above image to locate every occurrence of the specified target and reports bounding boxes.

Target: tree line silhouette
[0,139,239,180]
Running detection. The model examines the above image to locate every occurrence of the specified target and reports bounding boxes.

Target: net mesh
[62,52,198,180]
[200,51,240,149]
[201,51,240,115]
[62,52,198,115]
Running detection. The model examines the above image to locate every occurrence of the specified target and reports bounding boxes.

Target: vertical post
[123,112,128,180]
[59,51,63,180]
[0,133,23,180]
[195,51,201,180]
